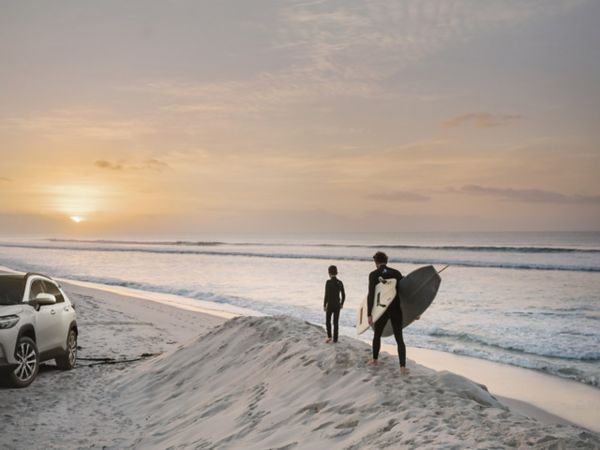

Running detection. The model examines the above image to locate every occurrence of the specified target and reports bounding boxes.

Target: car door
[42,280,72,350]
[26,278,60,353]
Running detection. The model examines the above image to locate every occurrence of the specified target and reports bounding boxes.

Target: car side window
[43,281,64,303]
[28,280,45,301]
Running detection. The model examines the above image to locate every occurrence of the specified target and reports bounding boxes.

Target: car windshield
[0,276,25,305]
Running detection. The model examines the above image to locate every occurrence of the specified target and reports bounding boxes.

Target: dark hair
[373,251,388,264]
[328,265,338,275]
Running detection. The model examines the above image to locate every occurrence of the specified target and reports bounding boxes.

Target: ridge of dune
[112,316,600,449]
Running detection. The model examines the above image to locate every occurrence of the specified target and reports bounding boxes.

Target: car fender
[17,323,36,343]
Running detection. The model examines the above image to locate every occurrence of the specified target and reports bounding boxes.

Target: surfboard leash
[437,265,450,274]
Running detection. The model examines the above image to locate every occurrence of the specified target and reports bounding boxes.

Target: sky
[1,0,599,236]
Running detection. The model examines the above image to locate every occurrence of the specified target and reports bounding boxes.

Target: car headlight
[0,315,20,329]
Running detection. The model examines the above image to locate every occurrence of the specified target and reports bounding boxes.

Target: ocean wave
[505,310,600,321]
[46,238,600,254]
[2,242,600,272]
[420,344,600,388]
[425,328,600,361]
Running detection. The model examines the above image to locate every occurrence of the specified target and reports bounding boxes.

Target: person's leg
[326,310,332,342]
[333,309,340,342]
[371,308,390,362]
[389,305,406,369]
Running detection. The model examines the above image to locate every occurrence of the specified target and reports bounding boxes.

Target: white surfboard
[356,265,442,336]
[356,277,397,335]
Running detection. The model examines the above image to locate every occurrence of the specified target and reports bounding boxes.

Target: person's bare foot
[367,359,378,366]
[400,366,410,375]
[325,338,332,343]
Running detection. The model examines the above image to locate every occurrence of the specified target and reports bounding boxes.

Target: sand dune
[114,316,599,449]
[1,281,599,449]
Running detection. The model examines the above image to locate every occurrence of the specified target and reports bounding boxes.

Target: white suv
[0,273,78,387]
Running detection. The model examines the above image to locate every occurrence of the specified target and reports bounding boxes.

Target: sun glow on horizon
[46,184,111,218]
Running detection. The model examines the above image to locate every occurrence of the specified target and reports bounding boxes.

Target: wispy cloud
[95,160,123,171]
[95,159,169,172]
[127,1,583,122]
[129,71,378,122]
[442,113,521,129]
[279,0,582,79]
[368,191,431,202]
[460,185,600,204]
[0,177,12,182]
[3,110,154,140]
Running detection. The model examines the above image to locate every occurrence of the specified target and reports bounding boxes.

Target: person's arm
[324,281,328,311]
[367,272,376,316]
[339,280,345,308]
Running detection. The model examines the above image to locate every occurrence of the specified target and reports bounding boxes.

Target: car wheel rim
[14,342,37,382]
[68,332,77,366]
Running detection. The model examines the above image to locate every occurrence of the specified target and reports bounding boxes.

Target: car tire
[8,336,40,388]
[55,328,77,370]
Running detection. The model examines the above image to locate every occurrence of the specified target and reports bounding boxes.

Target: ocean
[0,232,598,388]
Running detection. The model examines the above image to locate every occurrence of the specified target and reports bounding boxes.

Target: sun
[70,216,84,223]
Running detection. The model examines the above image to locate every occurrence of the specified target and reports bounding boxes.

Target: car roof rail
[25,272,52,280]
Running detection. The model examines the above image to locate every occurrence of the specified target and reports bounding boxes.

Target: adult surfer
[367,251,408,374]
[323,265,345,343]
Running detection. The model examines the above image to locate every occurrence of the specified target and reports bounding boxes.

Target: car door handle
[64,307,70,312]
[50,310,56,315]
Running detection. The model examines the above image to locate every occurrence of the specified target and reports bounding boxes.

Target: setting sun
[70,216,84,223]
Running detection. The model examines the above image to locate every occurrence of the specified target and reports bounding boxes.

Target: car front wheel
[55,329,77,370]
[8,336,39,388]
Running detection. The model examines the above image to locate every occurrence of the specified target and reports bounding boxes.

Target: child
[323,265,345,343]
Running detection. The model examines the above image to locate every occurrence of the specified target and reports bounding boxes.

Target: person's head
[328,265,338,277]
[373,251,388,267]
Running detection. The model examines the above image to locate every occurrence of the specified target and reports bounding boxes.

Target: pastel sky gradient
[1,0,599,235]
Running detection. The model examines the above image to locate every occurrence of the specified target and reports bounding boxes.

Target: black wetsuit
[367,265,406,367]
[324,277,345,342]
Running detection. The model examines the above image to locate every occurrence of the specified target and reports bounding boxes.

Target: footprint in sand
[296,401,329,416]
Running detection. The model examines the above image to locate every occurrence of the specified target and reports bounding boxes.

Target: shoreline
[1,270,598,448]
[60,274,599,433]
[386,345,599,432]
[1,267,598,435]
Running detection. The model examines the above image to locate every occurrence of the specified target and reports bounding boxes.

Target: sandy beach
[1,278,598,450]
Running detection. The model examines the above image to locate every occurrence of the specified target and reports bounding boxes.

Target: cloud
[127,1,582,122]
[3,110,154,140]
[442,113,521,129]
[0,177,12,182]
[146,159,169,170]
[460,185,600,204]
[95,159,169,172]
[95,160,123,171]
[368,191,431,202]
[279,0,582,80]
[131,72,378,122]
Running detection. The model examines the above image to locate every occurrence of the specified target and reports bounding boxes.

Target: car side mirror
[34,293,56,306]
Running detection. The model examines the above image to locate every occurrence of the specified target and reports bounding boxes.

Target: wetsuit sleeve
[395,270,403,302]
[367,272,377,316]
[339,280,345,306]
[324,280,328,309]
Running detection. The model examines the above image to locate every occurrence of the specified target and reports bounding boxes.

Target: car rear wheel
[8,336,39,388]
[55,329,77,370]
